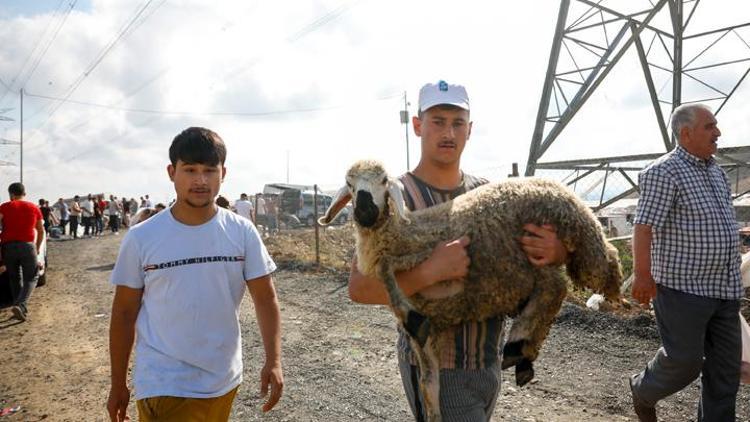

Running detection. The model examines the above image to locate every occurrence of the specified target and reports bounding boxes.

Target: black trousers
[1,241,38,311]
[69,215,79,238]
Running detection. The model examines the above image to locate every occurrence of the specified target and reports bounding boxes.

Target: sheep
[319,160,623,422]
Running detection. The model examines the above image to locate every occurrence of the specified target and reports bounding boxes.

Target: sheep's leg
[502,273,567,386]
[411,335,442,422]
[378,258,431,347]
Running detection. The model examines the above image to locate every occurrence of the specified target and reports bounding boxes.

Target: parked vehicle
[278,189,347,226]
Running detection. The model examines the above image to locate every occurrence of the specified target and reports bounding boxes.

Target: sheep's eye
[381,177,388,185]
[346,181,352,188]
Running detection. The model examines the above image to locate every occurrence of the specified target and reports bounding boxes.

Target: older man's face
[682,108,721,160]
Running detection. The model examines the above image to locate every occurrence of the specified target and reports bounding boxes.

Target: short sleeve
[110,231,145,289]
[634,167,676,228]
[243,223,277,281]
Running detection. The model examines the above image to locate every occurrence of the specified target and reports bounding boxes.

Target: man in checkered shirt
[629,103,744,422]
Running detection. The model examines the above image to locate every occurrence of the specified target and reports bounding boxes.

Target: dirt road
[1,229,748,421]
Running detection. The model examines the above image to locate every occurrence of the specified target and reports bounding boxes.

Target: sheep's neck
[355,214,403,277]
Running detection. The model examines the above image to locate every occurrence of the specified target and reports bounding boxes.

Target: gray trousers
[1,241,38,311]
[631,285,741,421]
[398,356,500,422]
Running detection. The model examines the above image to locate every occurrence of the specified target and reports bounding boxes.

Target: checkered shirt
[634,145,743,300]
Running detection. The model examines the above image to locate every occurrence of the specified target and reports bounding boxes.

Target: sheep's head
[318,160,408,228]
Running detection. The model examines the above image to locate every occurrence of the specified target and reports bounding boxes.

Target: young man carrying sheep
[348,81,568,421]
[107,127,283,421]
[630,104,744,421]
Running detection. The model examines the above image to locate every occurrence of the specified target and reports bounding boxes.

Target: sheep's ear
[318,185,351,226]
[387,179,410,223]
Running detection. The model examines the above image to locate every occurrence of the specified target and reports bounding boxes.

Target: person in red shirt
[0,182,44,321]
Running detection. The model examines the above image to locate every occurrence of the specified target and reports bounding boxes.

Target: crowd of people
[37,194,167,240]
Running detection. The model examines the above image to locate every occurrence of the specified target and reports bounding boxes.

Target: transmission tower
[0,107,19,171]
[526,0,750,209]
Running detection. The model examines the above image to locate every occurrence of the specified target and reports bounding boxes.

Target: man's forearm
[348,260,436,305]
[632,224,653,276]
[254,293,282,364]
[109,312,137,387]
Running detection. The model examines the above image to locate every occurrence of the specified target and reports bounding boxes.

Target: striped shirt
[396,172,504,369]
[634,145,743,300]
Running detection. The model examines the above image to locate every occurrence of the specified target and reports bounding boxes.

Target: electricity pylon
[526,0,750,208]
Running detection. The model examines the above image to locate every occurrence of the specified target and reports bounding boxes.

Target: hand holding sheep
[521,224,569,266]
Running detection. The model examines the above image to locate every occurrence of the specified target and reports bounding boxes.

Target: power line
[23,0,364,150]
[287,0,361,42]
[0,0,73,104]
[23,0,160,143]
[211,0,363,90]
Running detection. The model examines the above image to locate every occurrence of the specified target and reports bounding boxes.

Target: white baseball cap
[418,80,470,113]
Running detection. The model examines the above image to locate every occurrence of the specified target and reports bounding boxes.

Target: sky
[0,0,750,204]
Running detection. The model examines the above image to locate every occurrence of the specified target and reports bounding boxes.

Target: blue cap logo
[438,80,448,91]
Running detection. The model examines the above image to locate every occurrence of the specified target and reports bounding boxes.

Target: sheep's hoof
[501,341,525,370]
[515,359,535,387]
[405,310,431,347]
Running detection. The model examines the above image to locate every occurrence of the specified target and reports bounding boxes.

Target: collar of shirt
[674,144,715,169]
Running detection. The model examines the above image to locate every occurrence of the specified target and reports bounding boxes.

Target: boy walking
[107,127,283,421]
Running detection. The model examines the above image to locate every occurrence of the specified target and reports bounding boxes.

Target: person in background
[129,198,139,219]
[265,195,278,234]
[95,195,105,236]
[121,197,131,228]
[235,193,254,223]
[216,195,230,209]
[0,182,44,321]
[69,196,82,239]
[81,194,95,237]
[255,193,267,228]
[38,199,53,234]
[108,195,122,234]
[54,198,69,236]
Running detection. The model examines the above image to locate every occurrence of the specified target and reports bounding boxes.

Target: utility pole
[20,88,23,183]
[400,91,410,171]
[285,150,289,183]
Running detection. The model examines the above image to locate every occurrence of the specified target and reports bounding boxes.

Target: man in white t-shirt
[107,127,283,422]
[234,193,254,223]
[80,194,95,237]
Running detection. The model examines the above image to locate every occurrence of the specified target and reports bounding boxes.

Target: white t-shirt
[108,200,121,217]
[110,207,276,399]
[234,199,253,220]
[256,197,266,215]
[80,199,94,217]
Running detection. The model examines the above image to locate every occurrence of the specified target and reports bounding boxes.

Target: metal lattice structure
[0,107,18,168]
[526,0,750,210]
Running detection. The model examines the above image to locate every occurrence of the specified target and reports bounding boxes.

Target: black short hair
[169,127,226,167]
[8,182,25,197]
